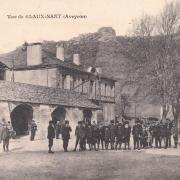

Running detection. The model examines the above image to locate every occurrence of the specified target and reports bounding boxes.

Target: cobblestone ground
[0,137,180,180]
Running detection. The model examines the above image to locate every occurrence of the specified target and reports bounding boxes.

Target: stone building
[0,42,116,139]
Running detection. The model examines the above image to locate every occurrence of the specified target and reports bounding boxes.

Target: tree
[128,2,180,124]
[120,94,130,117]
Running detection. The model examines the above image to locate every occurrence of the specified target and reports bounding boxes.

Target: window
[89,80,93,95]
[62,75,66,89]
[111,85,115,97]
[70,76,74,90]
[82,79,85,93]
[0,70,5,80]
[105,83,107,96]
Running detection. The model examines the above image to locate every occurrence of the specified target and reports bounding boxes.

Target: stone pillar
[32,105,41,139]
[0,101,11,122]
[35,105,53,140]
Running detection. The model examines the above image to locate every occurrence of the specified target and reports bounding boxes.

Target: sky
[0,0,175,53]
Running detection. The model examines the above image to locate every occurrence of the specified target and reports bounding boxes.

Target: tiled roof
[0,80,100,109]
[0,43,116,81]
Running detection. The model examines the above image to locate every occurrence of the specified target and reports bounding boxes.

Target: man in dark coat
[165,122,172,148]
[132,120,142,150]
[91,121,99,150]
[123,121,131,150]
[109,120,116,150]
[79,121,86,151]
[86,123,93,150]
[104,126,110,150]
[141,127,148,148]
[47,121,55,153]
[73,121,82,151]
[61,120,72,152]
[115,123,124,150]
[97,124,105,150]
[171,121,178,148]
[30,120,37,141]
[159,121,166,147]
[154,122,161,148]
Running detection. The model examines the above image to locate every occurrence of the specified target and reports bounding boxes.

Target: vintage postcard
[0,0,179,180]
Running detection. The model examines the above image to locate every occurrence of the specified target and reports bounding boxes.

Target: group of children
[1,117,177,153]
[72,120,132,151]
[49,118,178,153]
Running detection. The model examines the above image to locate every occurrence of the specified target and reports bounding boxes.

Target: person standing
[141,126,148,148]
[79,121,86,151]
[159,121,166,147]
[165,122,172,149]
[147,126,153,148]
[98,124,105,150]
[91,121,99,151]
[123,121,131,150]
[154,122,161,148]
[149,122,155,147]
[1,120,12,152]
[115,123,124,150]
[109,120,116,150]
[86,123,93,150]
[104,126,110,150]
[47,121,55,153]
[30,120,37,141]
[171,121,178,148]
[73,121,82,151]
[132,120,142,150]
[61,120,72,152]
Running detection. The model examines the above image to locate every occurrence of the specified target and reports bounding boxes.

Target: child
[104,126,110,150]
[47,121,55,153]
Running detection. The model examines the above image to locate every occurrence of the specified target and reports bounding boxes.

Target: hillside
[44,27,163,118]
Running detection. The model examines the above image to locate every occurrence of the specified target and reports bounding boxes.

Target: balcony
[88,93,115,103]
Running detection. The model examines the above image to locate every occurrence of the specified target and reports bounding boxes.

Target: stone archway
[83,109,92,124]
[10,104,33,136]
[51,106,66,124]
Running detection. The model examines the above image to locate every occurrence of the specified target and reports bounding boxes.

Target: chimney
[73,54,80,65]
[56,45,64,61]
[27,43,42,66]
[96,67,102,75]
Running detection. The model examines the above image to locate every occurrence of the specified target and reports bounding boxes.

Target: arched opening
[10,104,33,136]
[83,109,92,124]
[0,62,7,80]
[51,106,66,125]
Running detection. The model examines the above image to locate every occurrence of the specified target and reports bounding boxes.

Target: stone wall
[0,101,100,140]
[0,102,11,122]
[65,107,83,138]
[5,68,57,88]
[102,102,115,123]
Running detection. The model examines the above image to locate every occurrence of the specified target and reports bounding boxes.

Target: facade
[0,42,116,139]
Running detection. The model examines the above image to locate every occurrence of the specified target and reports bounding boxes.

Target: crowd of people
[47,118,179,153]
[0,117,178,153]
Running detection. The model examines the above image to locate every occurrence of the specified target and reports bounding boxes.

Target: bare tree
[128,2,180,125]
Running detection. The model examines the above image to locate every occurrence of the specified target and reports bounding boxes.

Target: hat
[111,120,114,124]
[65,120,69,124]
[124,121,129,124]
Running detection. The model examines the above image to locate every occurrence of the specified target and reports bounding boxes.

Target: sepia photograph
[0,0,180,179]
